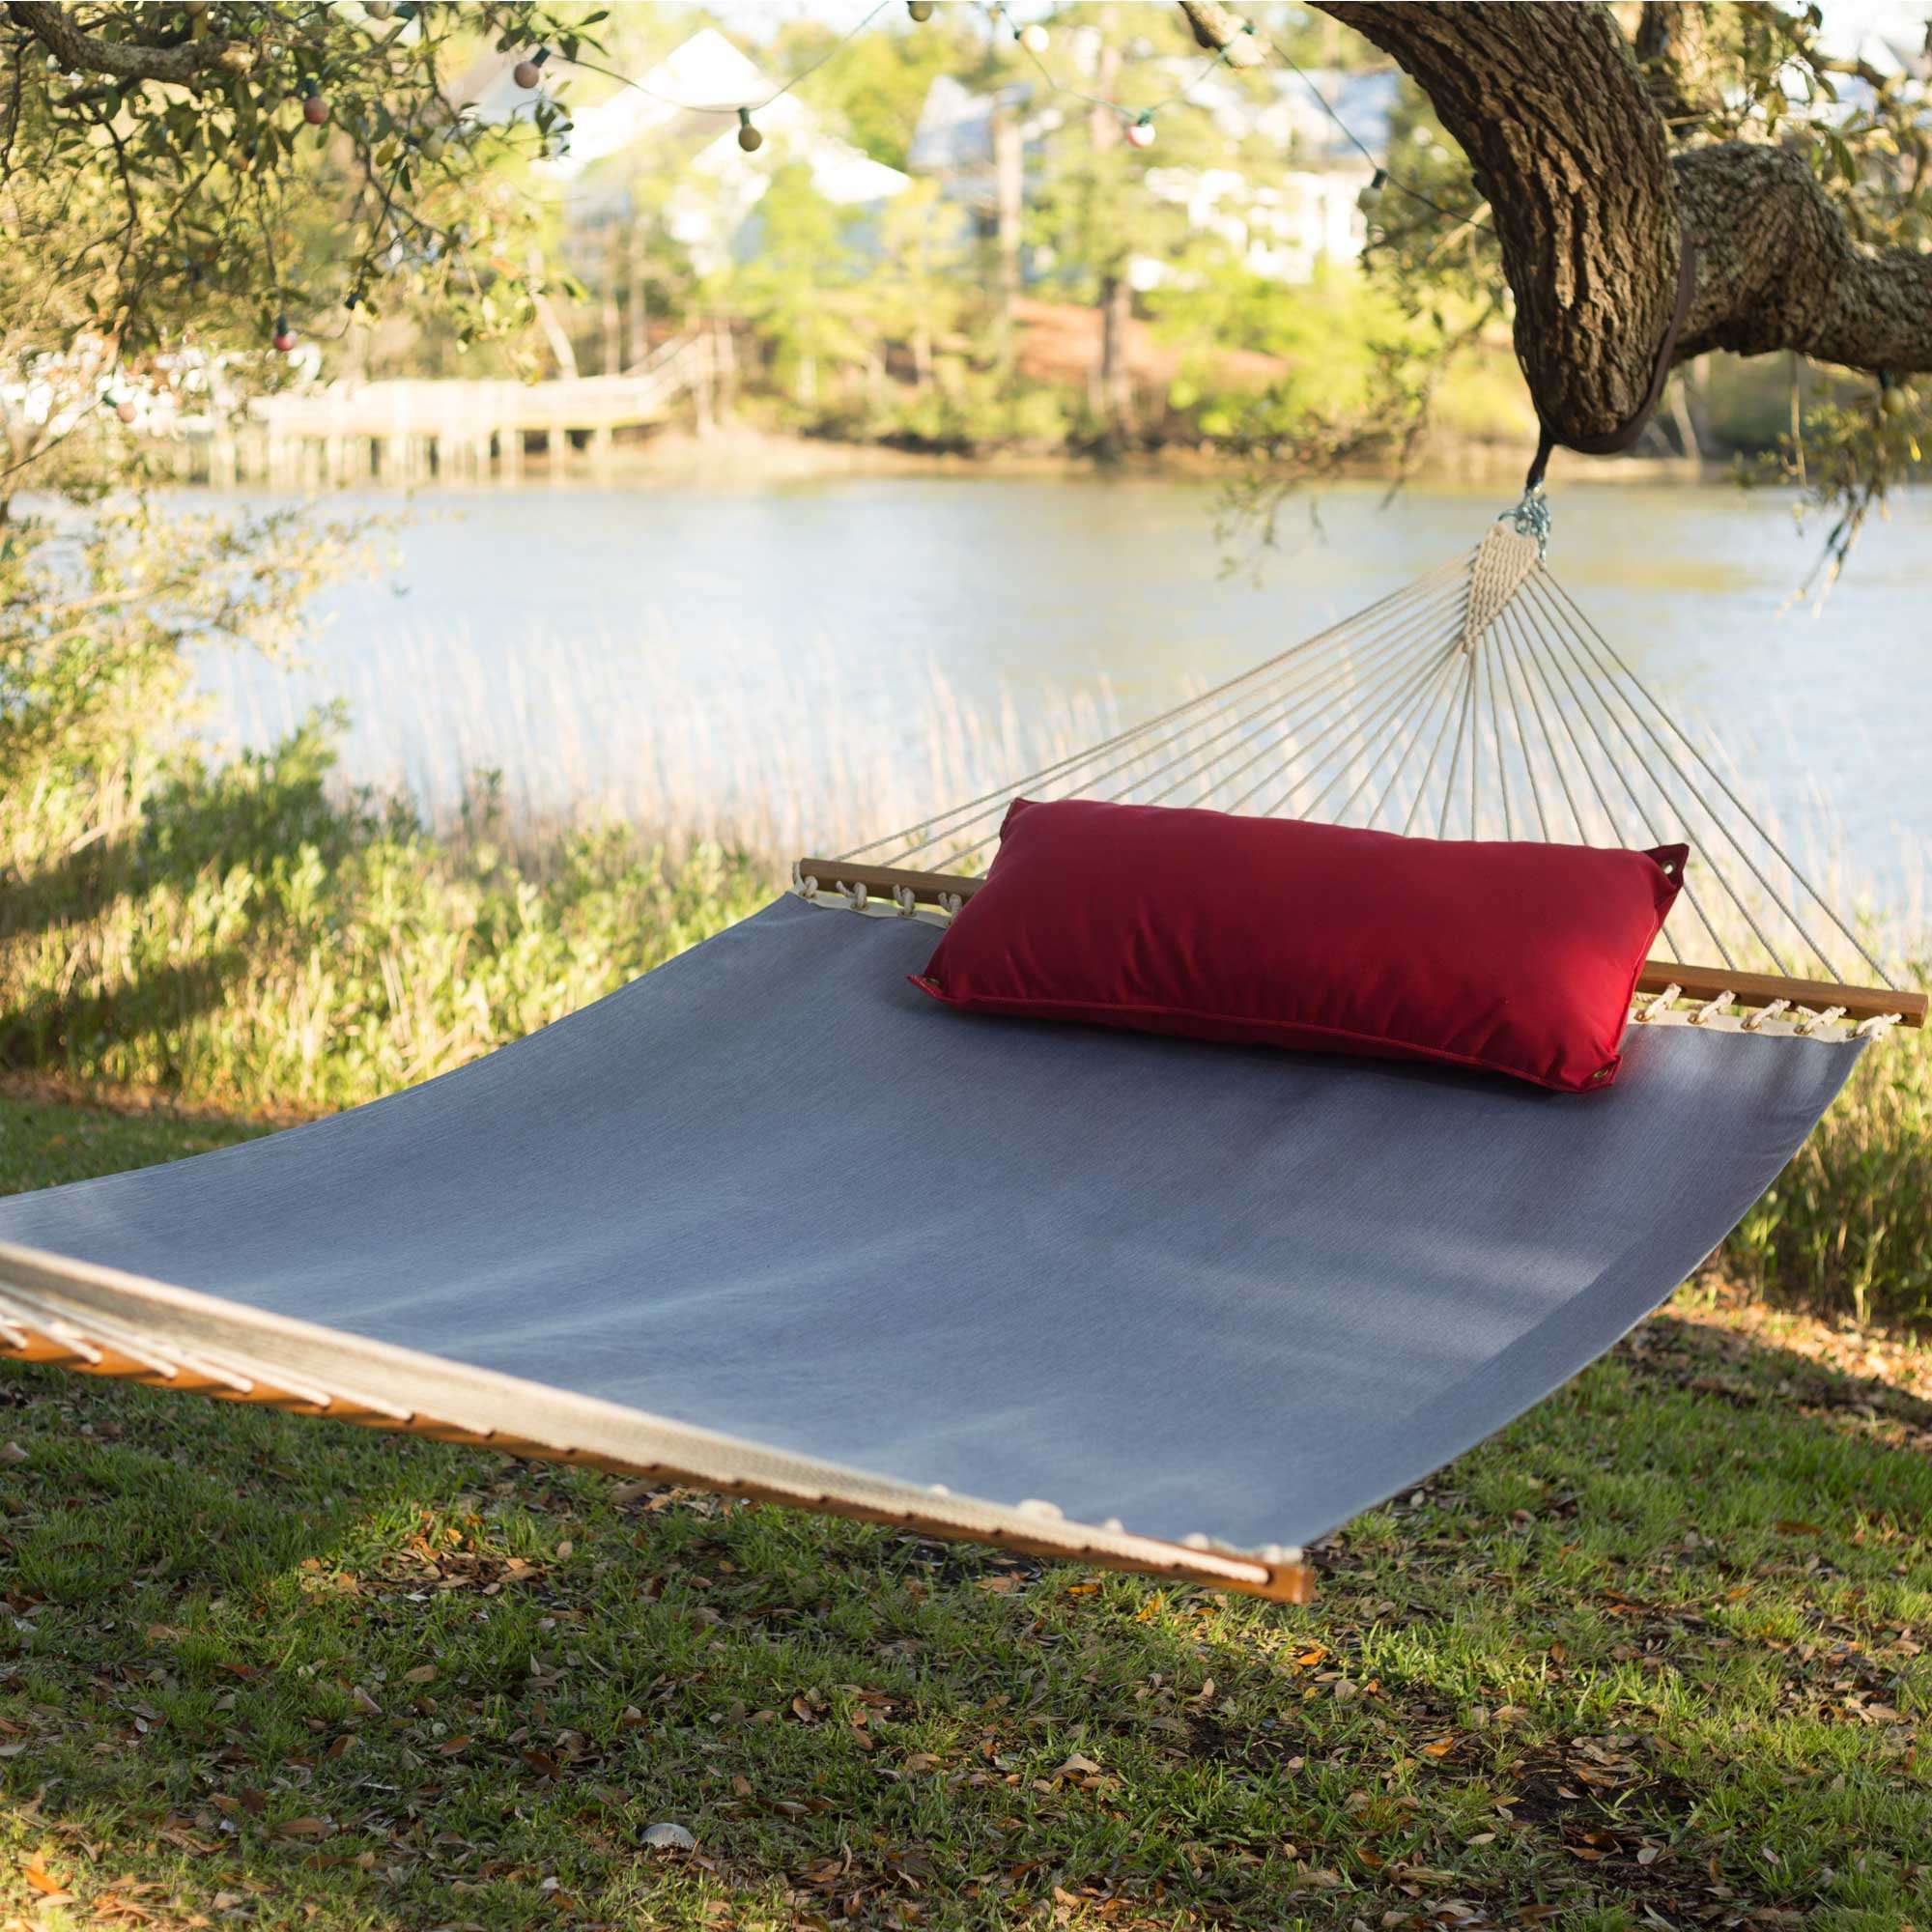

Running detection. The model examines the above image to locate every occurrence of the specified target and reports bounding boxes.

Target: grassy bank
[0,727,776,1114]
[2,1090,1929,1931]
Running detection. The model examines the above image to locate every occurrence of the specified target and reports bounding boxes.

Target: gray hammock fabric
[0,894,1861,1561]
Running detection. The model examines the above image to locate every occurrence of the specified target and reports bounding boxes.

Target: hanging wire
[537,0,1440,212]
[551,0,896,118]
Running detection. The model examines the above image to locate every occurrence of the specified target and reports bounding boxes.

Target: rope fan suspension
[798,510,1926,1037]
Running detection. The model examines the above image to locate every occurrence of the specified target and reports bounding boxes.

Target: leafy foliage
[0,0,606,499]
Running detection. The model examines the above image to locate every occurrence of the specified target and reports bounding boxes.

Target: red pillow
[912,798,1685,1093]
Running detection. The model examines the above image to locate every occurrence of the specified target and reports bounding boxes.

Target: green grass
[1,1093,1929,1929]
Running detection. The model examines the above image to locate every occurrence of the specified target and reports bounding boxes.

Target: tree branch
[1176,0,1266,66]
[1178,0,1932,446]
[1674,141,1932,373]
[7,1,263,87]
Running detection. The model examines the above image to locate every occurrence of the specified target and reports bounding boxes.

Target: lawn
[0,1086,1927,1931]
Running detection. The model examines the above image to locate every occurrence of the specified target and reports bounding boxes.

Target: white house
[464,28,909,276]
[907,61,1399,288]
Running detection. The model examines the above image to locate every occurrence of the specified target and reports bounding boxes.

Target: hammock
[1,509,1921,1605]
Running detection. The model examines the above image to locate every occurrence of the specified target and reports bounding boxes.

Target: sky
[691,0,1930,65]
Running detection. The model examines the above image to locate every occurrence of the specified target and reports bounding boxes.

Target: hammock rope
[827,514,1906,1005]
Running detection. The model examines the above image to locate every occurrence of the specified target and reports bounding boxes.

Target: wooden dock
[193,328,726,488]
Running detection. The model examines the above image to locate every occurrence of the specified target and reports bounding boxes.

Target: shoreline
[166,420,1718,495]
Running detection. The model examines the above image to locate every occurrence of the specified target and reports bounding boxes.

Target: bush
[0,501,774,1112]
[1719,1011,1932,1328]
[1,724,773,1110]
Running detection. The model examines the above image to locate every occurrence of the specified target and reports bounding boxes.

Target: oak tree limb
[1179,0,1932,450]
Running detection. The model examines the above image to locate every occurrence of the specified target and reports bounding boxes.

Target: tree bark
[1179,1,1932,450]
[992,91,1024,374]
[1312,2,1684,445]
[1092,13,1134,454]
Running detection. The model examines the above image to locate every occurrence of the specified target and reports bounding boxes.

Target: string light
[273,312,298,352]
[532,4,1448,233]
[301,79,329,125]
[513,46,551,90]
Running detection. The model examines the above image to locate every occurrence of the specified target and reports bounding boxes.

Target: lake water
[201,474,1930,923]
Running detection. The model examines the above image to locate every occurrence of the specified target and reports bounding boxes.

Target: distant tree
[770,10,973,173]
[863,178,970,397]
[715,160,867,411]
[1026,5,1207,453]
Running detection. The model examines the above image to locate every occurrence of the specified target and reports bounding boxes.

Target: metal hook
[1502,484,1551,558]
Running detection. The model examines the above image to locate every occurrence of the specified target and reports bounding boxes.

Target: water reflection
[196,475,1929,917]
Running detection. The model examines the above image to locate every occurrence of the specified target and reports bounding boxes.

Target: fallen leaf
[1419,1735,1457,1757]
[21,1856,69,1898]
[402,1664,437,1685]
[275,1817,332,1840]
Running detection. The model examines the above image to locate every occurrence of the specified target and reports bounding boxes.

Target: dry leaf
[402,1664,437,1685]
[22,1856,69,1898]
[275,1816,332,1840]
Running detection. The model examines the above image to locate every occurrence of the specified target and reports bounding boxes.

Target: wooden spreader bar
[0,1281,1313,1605]
[795,859,1927,1030]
